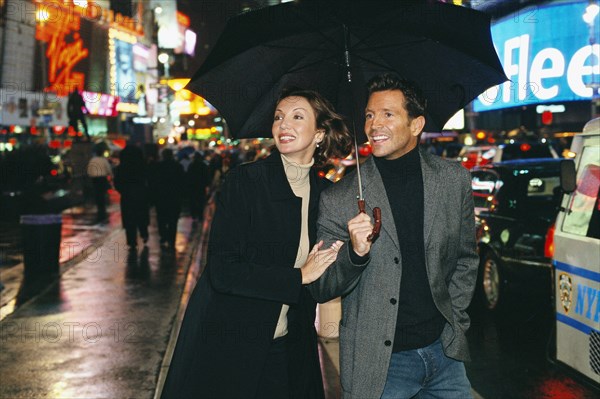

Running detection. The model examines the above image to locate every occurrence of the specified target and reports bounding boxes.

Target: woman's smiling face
[272,96,323,164]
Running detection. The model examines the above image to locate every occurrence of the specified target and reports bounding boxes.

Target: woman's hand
[301,240,344,285]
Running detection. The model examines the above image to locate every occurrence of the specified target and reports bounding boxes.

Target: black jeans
[91,177,108,220]
[156,204,180,246]
[124,221,148,248]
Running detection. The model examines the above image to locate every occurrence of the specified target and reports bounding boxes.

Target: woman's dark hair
[366,73,427,120]
[276,87,352,166]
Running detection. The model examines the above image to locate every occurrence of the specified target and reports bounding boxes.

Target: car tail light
[544,223,556,258]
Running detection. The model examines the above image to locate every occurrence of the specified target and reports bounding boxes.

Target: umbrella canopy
[187,0,507,139]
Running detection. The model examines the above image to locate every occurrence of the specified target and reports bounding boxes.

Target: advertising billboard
[473,1,600,112]
[114,39,136,102]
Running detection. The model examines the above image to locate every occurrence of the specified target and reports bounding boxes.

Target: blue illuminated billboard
[115,40,136,103]
[473,0,600,112]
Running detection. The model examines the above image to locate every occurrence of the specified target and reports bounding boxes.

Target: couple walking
[162,73,478,399]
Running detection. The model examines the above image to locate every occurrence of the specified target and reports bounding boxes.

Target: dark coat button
[385,340,392,346]
[390,298,397,305]
[394,257,399,264]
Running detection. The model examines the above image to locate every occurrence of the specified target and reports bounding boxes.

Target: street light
[583,0,600,118]
[158,52,170,78]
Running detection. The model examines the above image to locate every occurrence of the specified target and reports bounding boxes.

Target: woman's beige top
[273,153,314,339]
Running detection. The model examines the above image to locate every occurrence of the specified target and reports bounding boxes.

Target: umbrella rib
[263,44,333,52]
[353,38,428,53]
[286,55,339,74]
[351,53,396,73]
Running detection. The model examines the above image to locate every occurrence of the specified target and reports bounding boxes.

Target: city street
[0,197,204,398]
[1,196,598,398]
[0,0,599,397]
[466,276,600,398]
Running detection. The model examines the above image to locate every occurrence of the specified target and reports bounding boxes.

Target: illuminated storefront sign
[151,0,181,49]
[474,1,600,112]
[34,1,141,99]
[82,91,119,116]
[0,89,68,126]
[36,5,89,96]
[133,44,150,72]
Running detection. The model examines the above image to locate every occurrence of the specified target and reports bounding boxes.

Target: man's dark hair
[366,73,427,120]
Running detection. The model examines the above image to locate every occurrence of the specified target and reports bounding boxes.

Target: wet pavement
[1,193,123,320]
[466,274,600,398]
[2,196,598,398]
[0,195,342,399]
[0,196,204,398]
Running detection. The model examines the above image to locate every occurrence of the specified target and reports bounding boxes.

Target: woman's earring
[316,142,320,148]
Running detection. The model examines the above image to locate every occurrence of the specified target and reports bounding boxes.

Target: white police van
[553,117,600,383]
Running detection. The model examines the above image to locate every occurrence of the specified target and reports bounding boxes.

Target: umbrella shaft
[345,50,352,82]
[343,24,352,83]
[354,134,363,200]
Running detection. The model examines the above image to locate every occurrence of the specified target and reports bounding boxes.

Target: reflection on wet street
[1,202,122,320]
[0,211,200,399]
[466,274,599,398]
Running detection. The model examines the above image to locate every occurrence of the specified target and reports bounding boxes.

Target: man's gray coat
[309,149,479,399]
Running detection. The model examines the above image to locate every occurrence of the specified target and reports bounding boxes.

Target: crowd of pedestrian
[87,142,251,252]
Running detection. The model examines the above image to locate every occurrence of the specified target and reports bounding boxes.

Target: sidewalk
[0,206,203,398]
[0,193,345,399]
[0,199,123,321]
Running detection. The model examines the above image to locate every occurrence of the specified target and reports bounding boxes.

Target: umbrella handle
[357,200,382,242]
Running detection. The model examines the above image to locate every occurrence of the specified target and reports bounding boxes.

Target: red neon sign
[36,4,89,96]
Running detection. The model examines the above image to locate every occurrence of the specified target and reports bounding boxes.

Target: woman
[113,144,149,250]
[161,88,352,399]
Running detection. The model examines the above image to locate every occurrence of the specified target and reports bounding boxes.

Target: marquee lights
[34,0,141,35]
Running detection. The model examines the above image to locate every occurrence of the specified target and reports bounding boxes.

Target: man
[152,148,185,250]
[87,145,112,223]
[67,89,90,140]
[186,152,211,222]
[309,74,478,399]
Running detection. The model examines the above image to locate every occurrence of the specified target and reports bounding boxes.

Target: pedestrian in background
[210,155,230,193]
[152,148,184,250]
[67,89,90,141]
[179,153,192,173]
[161,88,352,399]
[114,144,149,251]
[309,74,479,399]
[186,151,210,222]
[86,145,112,223]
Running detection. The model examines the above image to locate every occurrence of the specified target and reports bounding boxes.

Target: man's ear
[410,116,425,137]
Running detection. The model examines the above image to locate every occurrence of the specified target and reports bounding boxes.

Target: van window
[562,146,600,237]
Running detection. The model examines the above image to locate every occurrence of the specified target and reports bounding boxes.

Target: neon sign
[36,5,89,96]
[82,91,119,117]
[473,1,600,112]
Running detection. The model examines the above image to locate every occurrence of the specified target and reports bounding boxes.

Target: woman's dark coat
[161,150,329,399]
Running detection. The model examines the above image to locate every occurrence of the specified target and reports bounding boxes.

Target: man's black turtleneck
[373,145,445,352]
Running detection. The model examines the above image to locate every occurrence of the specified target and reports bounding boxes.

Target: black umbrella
[186,0,507,140]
